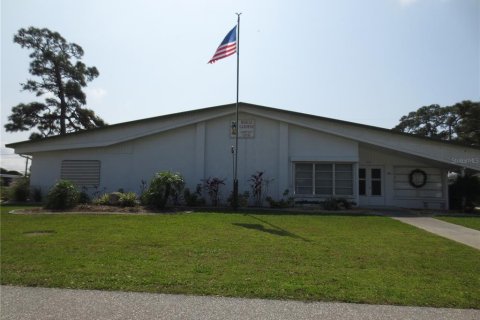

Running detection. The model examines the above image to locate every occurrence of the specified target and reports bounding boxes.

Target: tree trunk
[54,65,67,135]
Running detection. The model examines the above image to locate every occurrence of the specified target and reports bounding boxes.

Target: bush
[78,191,91,204]
[31,187,43,202]
[0,185,9,202]
[203,177,226,207]
[93,193,110,205]
[449,171,480,211]
[184,184,205,206]
[228,191,250,207]
[249,171,274,206]
[266,189,294,208]
[119,192,138,207]
[266,197,294,208]
[8,177,30,202]
[141,171,184,209]
[322,197,353,210]
[249,171,264,206]
[107,192,123,206]
[45,180,79,210]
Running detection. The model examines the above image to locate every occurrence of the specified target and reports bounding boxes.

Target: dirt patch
[23,230,56,236]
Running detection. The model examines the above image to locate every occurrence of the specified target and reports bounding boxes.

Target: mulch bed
[9,205,187,215]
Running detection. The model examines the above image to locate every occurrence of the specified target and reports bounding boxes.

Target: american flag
[208,26,237,64]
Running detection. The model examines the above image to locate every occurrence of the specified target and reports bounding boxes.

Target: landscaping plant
[31,187,43,202]
[203,177,225,206]
[119,192,138,207]
[266,189,294,208]
[93,193,110,205]
[249,171,264,206]
[45,180,79,210]
[449,171,480,212]
[141,171,184,209]
[249,171,273,206]
[8,177,30,202]
[228,191,250,207]
[183,184,205,206]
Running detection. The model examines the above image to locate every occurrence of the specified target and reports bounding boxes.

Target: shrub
[322,197,353,210]
[93,193,110,205]
[107,192,123,206]
[45,180,79,210]
[78,191,91,204]
[119,192,138,207]
[8,177,30,202]
[184,184,205,206]
[266,189,294,208]
[203,177,226,207]
[91,191,138,207]
[141,171,185,209]
[228,191,250,207]
[248,171,274,206]
[31,187,43,202]
[249,171,264,206]
[0,185,9,202]
[449,171,480,212]
[90,185,107,201]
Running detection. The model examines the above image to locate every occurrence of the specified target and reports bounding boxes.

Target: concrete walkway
[1,286,479,320]
[393,217,480,250]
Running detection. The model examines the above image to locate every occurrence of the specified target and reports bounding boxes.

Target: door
[359,167,385,206]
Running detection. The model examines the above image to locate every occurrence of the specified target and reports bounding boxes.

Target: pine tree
[4,27,106,139]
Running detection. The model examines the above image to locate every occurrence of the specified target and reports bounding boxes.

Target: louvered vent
[61,160,101,187]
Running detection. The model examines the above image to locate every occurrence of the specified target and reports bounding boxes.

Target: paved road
[393,217,480,250]
[1,286,479,320]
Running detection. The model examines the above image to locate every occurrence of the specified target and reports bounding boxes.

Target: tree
[449,171,480,212]
[4,27,106,139]
[393,100,480,147]
[1,168,22,176]
[452,100,480,147]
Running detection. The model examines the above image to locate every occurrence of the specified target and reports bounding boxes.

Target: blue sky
[1,0,479,171]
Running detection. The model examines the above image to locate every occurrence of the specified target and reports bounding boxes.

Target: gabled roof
[6,102,480,171]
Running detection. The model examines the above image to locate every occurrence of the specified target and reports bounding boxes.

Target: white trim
[291,156,359,162]
[293,162,355,197]
[8,104,480,171]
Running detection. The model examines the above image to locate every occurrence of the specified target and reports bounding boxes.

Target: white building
[6,103,480,209]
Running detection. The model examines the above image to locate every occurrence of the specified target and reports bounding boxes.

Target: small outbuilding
[6,103,480,209]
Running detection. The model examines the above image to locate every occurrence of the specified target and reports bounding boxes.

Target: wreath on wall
[409,169,427,188]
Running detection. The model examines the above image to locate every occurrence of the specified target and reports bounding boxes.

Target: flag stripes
[208,26,237,64]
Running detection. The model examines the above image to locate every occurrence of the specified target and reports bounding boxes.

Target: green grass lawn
[1,205,479,308]
[436,216,480,231]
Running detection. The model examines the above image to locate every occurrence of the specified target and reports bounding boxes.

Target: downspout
[19,154,32,177]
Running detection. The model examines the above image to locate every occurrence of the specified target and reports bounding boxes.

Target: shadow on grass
[197,207,380,217]
[232,214,311,242]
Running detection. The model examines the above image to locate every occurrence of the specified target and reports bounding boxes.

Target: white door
[359,167,385,206]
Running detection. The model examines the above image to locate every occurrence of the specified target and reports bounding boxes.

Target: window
[358,168,366,195]
[295,163,313,195]
[371,168,382,196]
[315,164,332,195]
[335,164,353,195]
[294,163,353,196]
[61,160,101,187]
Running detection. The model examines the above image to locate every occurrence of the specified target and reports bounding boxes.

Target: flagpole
[233,12,241,210]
